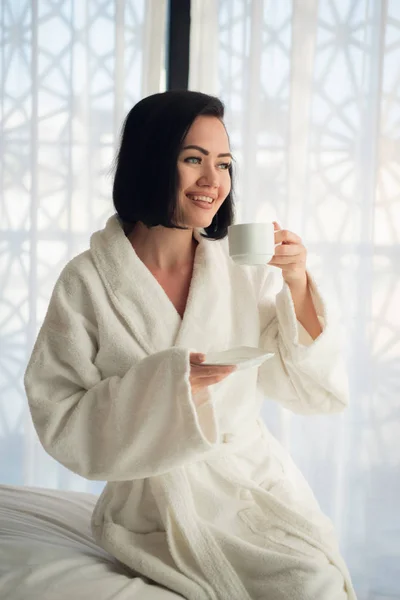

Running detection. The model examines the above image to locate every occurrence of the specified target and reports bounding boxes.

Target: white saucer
[202,346,274,370]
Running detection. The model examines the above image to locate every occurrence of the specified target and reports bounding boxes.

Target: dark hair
[112,90,235,240]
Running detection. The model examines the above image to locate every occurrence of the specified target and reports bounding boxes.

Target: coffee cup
[227,222,275,265]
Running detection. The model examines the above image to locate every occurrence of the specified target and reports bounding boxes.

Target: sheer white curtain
[0,0,167,495]
[190,0,399,598]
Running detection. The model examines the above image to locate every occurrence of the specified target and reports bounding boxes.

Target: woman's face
[175,115,232,229]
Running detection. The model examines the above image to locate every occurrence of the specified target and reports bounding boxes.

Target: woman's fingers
[271,222,308,284]
[190,352,206,364]
[190,353,236,374]
[269,240,307,266]
[189,352,237,395]
[273,243,303,256]
[274,228,302,245]
[190,371,234,395]
[269,255,306,266]
[190,364,236,377]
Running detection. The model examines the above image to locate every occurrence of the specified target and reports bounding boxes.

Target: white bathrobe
[24,215,357,600]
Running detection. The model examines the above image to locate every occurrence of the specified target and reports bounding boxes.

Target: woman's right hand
[189,352,236,397]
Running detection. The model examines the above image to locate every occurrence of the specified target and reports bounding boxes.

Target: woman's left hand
[268,221,307,286]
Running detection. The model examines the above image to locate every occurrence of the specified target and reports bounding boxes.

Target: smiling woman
[112,90,235,241]
[24,90,356,600]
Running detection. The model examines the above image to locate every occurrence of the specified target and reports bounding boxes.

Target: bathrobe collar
[90,215,229,355]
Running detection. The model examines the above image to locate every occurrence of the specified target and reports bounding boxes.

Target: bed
[0,484,183,600]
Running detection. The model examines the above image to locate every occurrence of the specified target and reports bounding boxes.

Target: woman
[24,90,356,600]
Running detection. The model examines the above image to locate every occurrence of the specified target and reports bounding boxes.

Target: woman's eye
[184,156,231,170]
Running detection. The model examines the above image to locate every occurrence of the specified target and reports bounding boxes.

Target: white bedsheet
[0,484,183,600]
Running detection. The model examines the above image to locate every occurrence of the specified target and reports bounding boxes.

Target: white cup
[227,222,275,265]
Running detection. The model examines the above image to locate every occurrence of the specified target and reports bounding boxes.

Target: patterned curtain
[189,1,399,598]
[0,0,167,494]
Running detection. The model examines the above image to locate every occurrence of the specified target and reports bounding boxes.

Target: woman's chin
[176,200,218,229]
[179,212,215,229]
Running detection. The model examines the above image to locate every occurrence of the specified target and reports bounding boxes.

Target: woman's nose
[198,166,219,187]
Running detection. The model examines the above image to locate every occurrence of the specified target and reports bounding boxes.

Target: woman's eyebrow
[182,144,232,158]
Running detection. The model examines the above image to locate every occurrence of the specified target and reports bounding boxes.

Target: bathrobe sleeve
[24,266,219,482]
[256,267,349,415]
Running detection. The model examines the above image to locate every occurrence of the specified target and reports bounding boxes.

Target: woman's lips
[186,194,216,210]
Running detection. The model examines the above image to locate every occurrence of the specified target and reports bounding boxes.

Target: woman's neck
[127,221,198,272]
